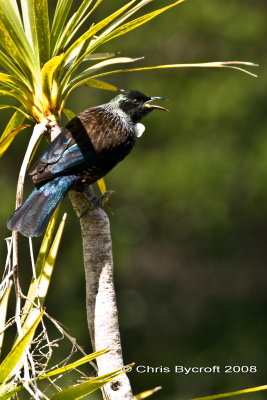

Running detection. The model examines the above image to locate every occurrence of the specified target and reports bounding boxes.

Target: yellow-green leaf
[81,78,120,91]
[65,78,119,101]
[50,365,132,400]
[0,0,38,77]
[73,56,142,82]
[18,212,66,339]
[34,0,50,64]
[89,61,258,81]
[20,206,61,327]
[52,0,102,56]
[0,310,44,387]
[51,0,73,52]
[0,281,12,355]
[134,386,162,399]
[0,385,22,400]
[64,0,136,64]
[41,54,65,100]
[0,125,29,157]
[97,178,107,195]
[188,384,267,400]
[90,0,188,49]
[63,108,76,121]
[39,349,109,380]
[0,107,26,140]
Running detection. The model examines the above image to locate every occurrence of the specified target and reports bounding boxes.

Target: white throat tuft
[134,123,146,138]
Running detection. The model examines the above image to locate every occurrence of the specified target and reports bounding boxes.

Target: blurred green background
[1,0,267,399]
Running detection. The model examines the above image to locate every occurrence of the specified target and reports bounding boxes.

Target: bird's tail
[7,175,77,237]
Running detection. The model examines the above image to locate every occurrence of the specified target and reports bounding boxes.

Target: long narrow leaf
[52,0,100,56]
[96,0,153,42]
[0,50,30,87]
[134,386,162,399]
[0,107,26,139]
[63,108,76,121]
[0,109,29,157]
[50,365,132,400]
[0,23,33,84]
[0,310,44,387]
[0,72,33,101]
[18,212,67,339]
[0,0,38,77]
[20,207,61,327]
[0,386,22,400]
[90,0,188,49]
[63,0,136,66]
[51,0,73,52]
[189,385,267,400]
[63,78,119,104]
[0,89,30,110]
[0,125,29,157]
[39,349,109,380]
[21,0,39,61]
[0,281,12,355]
[88,61,258,81]
[34,0,50,64]
[41,54,65,108]
[72,56,142,82]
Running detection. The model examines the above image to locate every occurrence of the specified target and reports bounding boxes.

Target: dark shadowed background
[1,0,267,399]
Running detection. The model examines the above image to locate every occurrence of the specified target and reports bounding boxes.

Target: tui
[7,90,168,237]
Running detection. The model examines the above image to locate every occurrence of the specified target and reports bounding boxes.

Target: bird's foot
[78,190,114,219]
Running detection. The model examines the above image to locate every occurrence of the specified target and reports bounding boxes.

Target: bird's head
[109,90,168,123]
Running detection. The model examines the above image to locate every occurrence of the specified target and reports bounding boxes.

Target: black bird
[7,90,168,237]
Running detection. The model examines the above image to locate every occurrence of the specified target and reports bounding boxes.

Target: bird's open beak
[144,97,169,112]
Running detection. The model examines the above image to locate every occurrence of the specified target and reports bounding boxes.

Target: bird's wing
[28,115,101,184]
[29,130,73,176]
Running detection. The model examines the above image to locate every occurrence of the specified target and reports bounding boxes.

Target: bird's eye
[132,99,139,104]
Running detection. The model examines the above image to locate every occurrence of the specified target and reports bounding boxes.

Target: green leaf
[63,108,76,121]
[0,0,38,78]
[72,56,142,82]
[0,49,30,86]
[0,109,28,157]
[95,0,153,42]
[20,0,50,66]
[0,89,29,109]
[33,0,50,64]
[51,0,73,53]
[18,211,66,338]
[84,52,117,61]
[64,78,119,103]
[0,72,33,102]
[39,349,109,380]
[0,386,22,400]
[134,386,162,399]
[19,207,60,327]
[50,365,132,400]
[0,124,29,157]
[92,0,188,47]
[52,0,104,56]
[41,54,65,104]
[63,1,136,67]
[0,23,33,84]
[20,0,39,62]
[97,178,107,196]
[0,282,12,356]
[88,61,258,82]
[60,1,137,92]
[188,384,267,400]
[0,310,44,387]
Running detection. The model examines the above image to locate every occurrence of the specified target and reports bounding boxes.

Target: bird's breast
[79,106,135,153]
